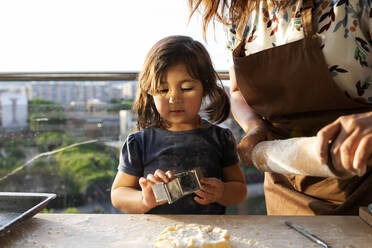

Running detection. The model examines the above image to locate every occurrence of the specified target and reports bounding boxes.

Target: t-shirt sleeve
[220,128,239,167]
[117,134,143,177]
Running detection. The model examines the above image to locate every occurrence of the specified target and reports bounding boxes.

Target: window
[0,1,265,215]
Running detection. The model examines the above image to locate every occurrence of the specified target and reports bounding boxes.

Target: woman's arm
[229,67,263,133]
[193,163,247,206]
[229,67,269,166]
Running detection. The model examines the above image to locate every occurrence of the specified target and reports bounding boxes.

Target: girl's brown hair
[134,35,230,130]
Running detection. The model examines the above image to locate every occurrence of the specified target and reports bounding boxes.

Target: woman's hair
[187,0,284,39]
[134,35,230,130]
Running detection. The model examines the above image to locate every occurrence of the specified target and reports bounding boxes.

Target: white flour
[252,137,337,177]
[154,224,230,248]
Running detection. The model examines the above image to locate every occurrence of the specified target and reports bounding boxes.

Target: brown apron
[232,0,372,215]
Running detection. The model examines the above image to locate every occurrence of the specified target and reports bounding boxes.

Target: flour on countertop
[154,224,230,248]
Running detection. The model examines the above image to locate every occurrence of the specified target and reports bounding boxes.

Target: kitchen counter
[1,214,371,248]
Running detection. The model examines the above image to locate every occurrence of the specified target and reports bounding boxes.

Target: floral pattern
[228,0,372,103]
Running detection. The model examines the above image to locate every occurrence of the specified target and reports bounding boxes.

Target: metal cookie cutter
[151,168,204,204]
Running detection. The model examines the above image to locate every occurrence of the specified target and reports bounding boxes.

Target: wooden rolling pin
[251,137,372,178]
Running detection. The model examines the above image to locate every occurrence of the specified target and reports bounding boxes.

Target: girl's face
[152,63,204,131]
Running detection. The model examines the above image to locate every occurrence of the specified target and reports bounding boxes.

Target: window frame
[0,72,229,82]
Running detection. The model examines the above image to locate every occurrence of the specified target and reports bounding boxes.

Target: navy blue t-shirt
[117,120,239,214]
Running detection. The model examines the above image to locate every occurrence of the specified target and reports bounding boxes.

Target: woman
[188,0,372,215]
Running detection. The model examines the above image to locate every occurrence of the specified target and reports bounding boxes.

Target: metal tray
[0,192,56,235]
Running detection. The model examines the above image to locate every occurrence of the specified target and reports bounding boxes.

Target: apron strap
[301,0,316,38]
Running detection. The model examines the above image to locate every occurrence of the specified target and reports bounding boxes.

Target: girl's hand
[194,177,224,205]
[237,125,271,166]
[317,111,372,177]
[139,169,175,209]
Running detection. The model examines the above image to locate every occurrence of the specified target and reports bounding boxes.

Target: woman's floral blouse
[228,0,372,103]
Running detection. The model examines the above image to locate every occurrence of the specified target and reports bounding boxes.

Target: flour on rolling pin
[251,137,339,178]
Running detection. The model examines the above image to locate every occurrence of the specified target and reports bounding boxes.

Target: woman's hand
[193,177,224,205]
[237,125,271,166]
[317,111,372,177]
[139,169,175,209]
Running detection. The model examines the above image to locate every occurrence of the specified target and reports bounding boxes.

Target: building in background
[87,99,108,113]
[119,110,136,142]
[109,84,124,101]
[0,91,28,128]
[27,81,125,106]
[122,81,137,100]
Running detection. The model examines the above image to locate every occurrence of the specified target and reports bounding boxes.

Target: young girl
[111,35,247,214]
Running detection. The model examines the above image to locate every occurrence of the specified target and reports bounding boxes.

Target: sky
[0,0,229,73]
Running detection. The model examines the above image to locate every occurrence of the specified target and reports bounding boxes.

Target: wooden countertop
[1,214,371,248]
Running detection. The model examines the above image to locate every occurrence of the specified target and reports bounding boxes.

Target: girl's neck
[161,115,202,131]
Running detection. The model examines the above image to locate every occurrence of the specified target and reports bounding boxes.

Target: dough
[154,224,231,248]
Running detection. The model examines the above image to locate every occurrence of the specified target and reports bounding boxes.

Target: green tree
[28,99,66,132]
[0,139,26,172]
[62,207,80,213]
[56,143,117,193]
[36,131,76,152]
[107,98,133,112]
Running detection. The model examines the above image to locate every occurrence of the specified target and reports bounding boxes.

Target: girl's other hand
[139,169,175,209]
[193,177,224,205]
[317,111,372,177]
